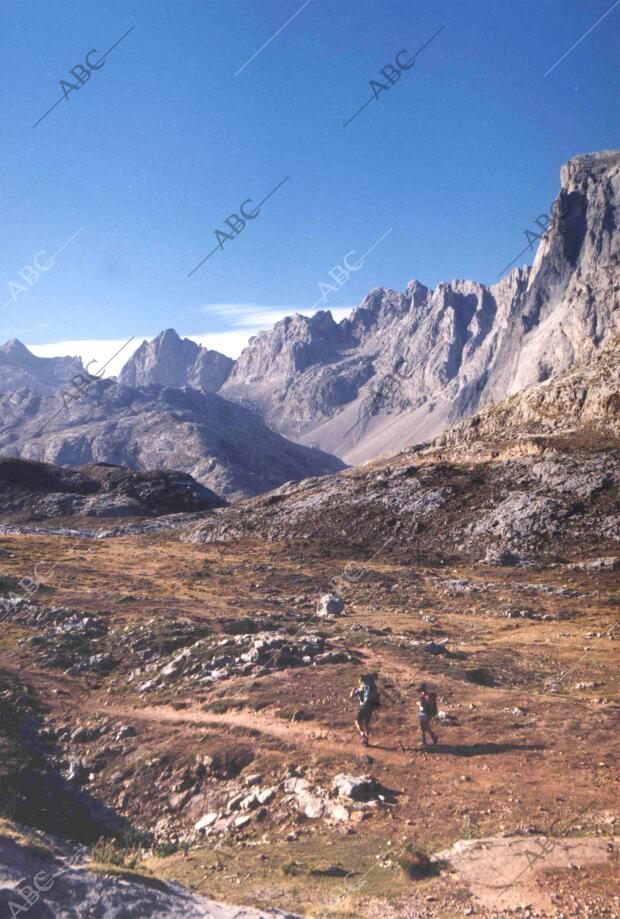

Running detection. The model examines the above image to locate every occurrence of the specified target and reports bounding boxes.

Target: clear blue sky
[0,0,618,366]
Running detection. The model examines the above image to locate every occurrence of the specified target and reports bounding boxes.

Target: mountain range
[120,150,620,463]
[1,149,618,498]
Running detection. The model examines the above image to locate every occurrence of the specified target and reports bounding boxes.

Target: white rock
[317,594,344,617]
[194,813,218,832]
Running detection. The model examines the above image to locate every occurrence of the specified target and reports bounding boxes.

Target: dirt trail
[98,703,413,766]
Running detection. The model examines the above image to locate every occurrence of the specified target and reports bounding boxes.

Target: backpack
[424,692,438,717]
[363,681,381,706]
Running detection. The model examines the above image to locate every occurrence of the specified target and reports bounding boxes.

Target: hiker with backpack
[418,683,438,746]
[350,674,381,747]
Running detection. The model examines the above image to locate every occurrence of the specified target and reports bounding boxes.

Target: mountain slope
[0,378,344,500]
[190,339,620,558]
[438,335,620,448]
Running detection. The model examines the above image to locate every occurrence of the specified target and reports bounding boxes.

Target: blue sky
[0,0,618,373]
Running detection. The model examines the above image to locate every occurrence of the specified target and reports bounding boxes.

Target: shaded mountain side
[0,457,226,522]
[0,380,345,501]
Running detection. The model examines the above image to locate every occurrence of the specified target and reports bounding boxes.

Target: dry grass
[1,516,618,918]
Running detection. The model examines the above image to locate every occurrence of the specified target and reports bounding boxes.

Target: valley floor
[1,524,618,918]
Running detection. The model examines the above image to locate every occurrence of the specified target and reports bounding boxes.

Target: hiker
[350,674,381,747]
[418,683,438,746]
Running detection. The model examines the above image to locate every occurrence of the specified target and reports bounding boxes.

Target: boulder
[325,802,350,822]
[284,777,326,819]
[194,813,218,832]
[257,787,277,806]
[240,793,260,811]
[244,773,262,787]
[317,594,344,617]
[331,773,380,802]
[226,793,245,813]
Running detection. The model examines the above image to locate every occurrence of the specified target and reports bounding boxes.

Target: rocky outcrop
[135,630,358,695]
[0,377,345,500]
[0,456,226,521]
[119,329,233,393]
[435,834,620,913]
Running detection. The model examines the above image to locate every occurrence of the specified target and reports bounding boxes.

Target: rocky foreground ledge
[0,824,303,918]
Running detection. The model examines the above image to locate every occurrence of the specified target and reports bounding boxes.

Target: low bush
[398,844,434,880]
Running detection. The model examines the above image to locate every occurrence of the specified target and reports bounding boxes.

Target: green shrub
[153,841,179,858]
[91,838,141,869]
[398,844,434,880]
[281,859,306,876]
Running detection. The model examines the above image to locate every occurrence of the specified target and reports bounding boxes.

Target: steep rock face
[119,329,233,392]
[0,339,85,395]
[221,275,532,462]
[481,150,620,405]
[438,336,620,446]
[216,151,619,463]
[221,307,372,430]
[0,378,344,500]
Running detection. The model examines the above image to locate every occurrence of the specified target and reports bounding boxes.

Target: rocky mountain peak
[0,339,85,395]
[2,149,616,486]
[119,329,233,392]
[560,148,620,187]
[0,338,33,359]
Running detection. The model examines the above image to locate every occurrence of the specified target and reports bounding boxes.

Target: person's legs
[427,717,438,745]
[365,706,375,745]
[357,703,371,745]
[419,714,429,745]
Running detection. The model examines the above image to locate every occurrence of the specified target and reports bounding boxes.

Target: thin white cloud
[28,338,143,378]
[188,330,262,357]
[195,302,354,329]
[25,304,357,372]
